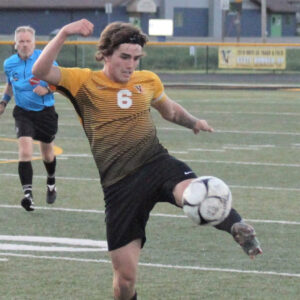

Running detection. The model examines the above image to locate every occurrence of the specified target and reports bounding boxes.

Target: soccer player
[32,19,262,300]
[0,26,58,211]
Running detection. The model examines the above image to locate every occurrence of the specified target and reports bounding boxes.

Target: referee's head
[14,26,36,60]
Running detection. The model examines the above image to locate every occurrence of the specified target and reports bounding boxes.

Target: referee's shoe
[21,194,34,211]
[46,185,57,204]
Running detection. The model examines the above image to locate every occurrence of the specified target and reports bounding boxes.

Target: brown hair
[95,22,148,62]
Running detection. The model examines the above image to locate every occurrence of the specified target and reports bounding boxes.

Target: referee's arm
[0,83,13,115]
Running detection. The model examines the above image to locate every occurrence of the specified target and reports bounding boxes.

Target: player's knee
[118,272,135,289]
[19,149,32,161]
[113,270,136,298]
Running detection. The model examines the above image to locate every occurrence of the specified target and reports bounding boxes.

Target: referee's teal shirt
[3,49,58,111]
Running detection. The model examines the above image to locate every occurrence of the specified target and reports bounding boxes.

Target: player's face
[104,43,143,83]
[15,31,35,60]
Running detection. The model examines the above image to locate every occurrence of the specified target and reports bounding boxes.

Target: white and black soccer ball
[182,176,232,226]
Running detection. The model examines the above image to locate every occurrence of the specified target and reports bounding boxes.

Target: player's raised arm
[152,94,214,134]
[33,19,94,85]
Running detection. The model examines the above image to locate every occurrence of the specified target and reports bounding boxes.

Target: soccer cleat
[21,194,34,212]
[46,185,57,204]
[231,222,262,259]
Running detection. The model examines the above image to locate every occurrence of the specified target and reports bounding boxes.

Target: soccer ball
[182,176,232,226]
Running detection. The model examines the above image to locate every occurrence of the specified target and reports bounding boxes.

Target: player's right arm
[0,83,13,116]
[33,19,94,85]
[152,93,214,134]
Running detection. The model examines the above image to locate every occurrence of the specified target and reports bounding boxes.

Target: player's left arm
[151,94,214,134]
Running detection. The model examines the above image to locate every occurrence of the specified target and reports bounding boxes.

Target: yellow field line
[0,137,63,164]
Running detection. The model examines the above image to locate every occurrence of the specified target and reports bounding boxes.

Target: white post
[261,0,267,42]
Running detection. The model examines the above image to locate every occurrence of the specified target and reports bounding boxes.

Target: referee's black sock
[18,161,33,197]
[44,156,56,186]
[214,208,242,234]
[130,292,137,300]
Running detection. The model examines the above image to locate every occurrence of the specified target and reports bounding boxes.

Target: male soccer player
[33,19,262,300]
[0,26,58,211]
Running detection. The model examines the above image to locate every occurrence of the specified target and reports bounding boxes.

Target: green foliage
[286,48,300,70]
[2,42,300,72]
[140,46,219,71]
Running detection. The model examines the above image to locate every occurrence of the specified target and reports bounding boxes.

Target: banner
[219,46,286,69]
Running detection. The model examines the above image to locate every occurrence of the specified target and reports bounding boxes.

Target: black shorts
[13,105,58,143]
[103,154,197,251]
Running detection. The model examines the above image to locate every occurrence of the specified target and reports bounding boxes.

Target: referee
[0,26,58,211]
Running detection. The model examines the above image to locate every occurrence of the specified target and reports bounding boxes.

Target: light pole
[233,0,243,43]
[221,0,229,42]
[105,2,112,24]
[261,0,267,42]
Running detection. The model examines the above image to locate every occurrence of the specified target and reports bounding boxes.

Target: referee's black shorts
[103,154,197,251]
[13,105,58,143]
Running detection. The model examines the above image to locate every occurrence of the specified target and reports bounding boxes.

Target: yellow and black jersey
[57,67,168,187]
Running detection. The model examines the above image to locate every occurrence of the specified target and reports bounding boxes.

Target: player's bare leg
[110,239,141,300]
[172,178,194,207]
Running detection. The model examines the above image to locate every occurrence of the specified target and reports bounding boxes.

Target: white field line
[0,258,8,261]
[229,184,300,192]
[186,99,300,105]
[183,159,300,168]
[0,235,106,247]
[0,204,299,225]
[2,143,300,161]
[4,108,300,115]
[0,244,106,252]
[0,252,299,278]
[2,127,300,136]
[3,155,300,168]
[0,235,108,252]
[2,143,299,160]
[188,148,225,152]
[1,173,300,192]
[0,173,99,182]
[203,111,300,116]
[158,128,300,136]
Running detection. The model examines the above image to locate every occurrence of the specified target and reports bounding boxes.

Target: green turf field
[0,88,299,299]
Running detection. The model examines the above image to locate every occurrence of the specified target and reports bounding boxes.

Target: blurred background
[1,0,300,83]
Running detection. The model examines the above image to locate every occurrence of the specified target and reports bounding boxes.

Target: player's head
[96,22,148,83]
[14,26,36,60]
[96,22,148,61]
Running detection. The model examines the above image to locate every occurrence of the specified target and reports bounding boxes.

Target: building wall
[226,9,261,37]
[174,7,208,37]
[226,9,296,37]
[162,0,208,19]
[0,7,158,37]
[0,7,130,37]
[281,14,297,36]
[0,0,297,39]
